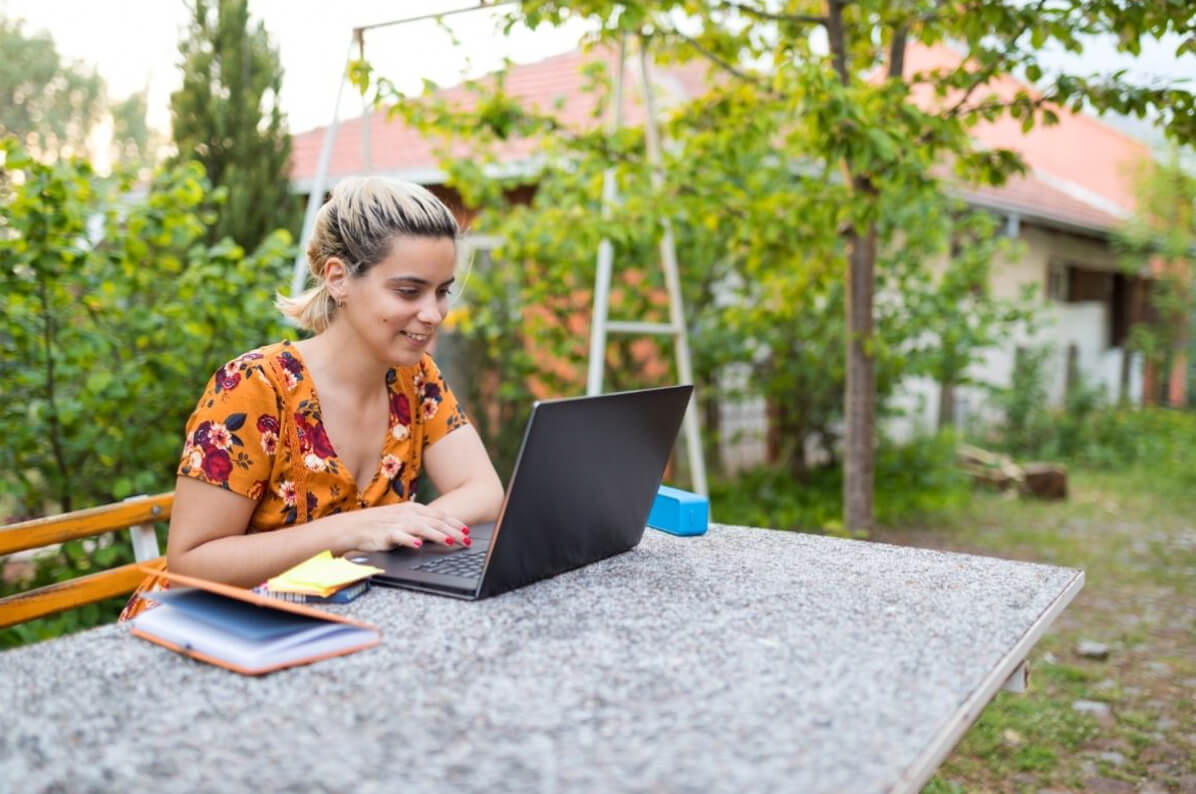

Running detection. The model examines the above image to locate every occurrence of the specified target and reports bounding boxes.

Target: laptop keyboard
[413,548,487,579]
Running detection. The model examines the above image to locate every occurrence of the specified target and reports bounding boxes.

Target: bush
[0,139,296,647]
[710,432,972,534]
[984,342,1196,487]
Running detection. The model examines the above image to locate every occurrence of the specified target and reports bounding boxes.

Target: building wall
[887,220,1143,442]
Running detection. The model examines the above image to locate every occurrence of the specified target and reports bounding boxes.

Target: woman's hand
[349,501,471,551]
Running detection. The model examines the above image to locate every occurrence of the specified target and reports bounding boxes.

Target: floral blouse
[176,339,470,530]
[119,340,469,621]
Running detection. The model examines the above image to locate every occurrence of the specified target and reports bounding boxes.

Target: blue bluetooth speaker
[647,485,709,536]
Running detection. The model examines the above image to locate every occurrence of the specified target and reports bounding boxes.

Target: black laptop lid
[476,384,693,598]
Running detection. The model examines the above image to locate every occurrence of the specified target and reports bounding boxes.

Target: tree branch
[38,277,72,512]
[889,27,908,78]
[717,0,828,27]
[941,0,1046,118]
[669,28,778,96]
[826,0,851,86]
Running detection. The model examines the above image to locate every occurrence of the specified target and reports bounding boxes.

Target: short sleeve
[417,355,470,450]
[176,352,281,501]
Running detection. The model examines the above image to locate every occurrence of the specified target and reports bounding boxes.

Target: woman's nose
[417,296,444,324]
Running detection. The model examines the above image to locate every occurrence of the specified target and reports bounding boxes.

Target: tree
[1114,149,1196,405]
[360,1,1194,532]
[503,0,1196,532]
[0,138,296,645]
[0,16,104,161]
[0,138,295,518]
[109,89,156,174]
[170,0,298,251]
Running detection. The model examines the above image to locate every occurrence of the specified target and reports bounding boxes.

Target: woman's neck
[296,322,388,403]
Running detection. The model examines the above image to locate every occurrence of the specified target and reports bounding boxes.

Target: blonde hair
[277,177,460,332]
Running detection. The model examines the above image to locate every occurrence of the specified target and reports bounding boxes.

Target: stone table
[0,524,1083,794]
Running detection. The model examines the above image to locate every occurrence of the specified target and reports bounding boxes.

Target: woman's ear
[323,257,349,302]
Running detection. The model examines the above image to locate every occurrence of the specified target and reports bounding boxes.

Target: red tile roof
[291,42,1151,234]
[291,47,708,192]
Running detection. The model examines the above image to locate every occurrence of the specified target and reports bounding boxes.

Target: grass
[873,468,1196,793]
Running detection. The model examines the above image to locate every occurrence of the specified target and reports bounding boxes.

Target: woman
[142,177,504,596]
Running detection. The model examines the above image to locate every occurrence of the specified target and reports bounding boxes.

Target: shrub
[710,432,971,534]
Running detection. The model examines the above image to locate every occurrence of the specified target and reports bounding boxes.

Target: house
[289,42,1174,462]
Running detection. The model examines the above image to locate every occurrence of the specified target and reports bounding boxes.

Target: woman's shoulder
[201,341,301,405]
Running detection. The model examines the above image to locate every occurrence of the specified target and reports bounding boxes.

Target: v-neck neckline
[288,341,393,498]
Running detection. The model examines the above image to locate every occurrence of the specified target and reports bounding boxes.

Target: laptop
[358,384,693,599]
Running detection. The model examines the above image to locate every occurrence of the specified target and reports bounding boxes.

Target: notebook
[128,568,380,675]
[359,384,693,599]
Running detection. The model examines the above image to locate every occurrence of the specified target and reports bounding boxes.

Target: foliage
[109,89,156,175]
[1113,149,1196,403]
[359,0,1194,532]
[898,210,1037,427]
[170,0,299,251]
[495,0,1195,532]
[0,139,296,644]
[990,344,1055,458]
[709,432,972,534]
[985,344,1196,487]
[361,44,1033,487]
[0,15,104,161]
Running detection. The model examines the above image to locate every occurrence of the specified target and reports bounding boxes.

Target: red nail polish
[445,537,454,545]
[463,537,472,547]
[413,539,423,548]
[462,526,470,536]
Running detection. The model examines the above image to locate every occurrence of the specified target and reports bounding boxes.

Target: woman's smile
[400,329,433,346]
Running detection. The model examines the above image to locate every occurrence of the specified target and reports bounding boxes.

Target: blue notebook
[149,587,322,641]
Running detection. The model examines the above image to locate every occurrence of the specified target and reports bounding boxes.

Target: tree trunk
[844,225,876,534]
[700,373,724,475]
[1118,346,1132,405]
[1064,343,1080,398]
[938,380,956,430]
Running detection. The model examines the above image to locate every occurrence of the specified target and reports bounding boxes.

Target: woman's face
[337,235,457,368]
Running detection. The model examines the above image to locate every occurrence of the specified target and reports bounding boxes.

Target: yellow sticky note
[267,550,383,594]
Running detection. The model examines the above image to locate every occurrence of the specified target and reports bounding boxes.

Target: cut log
[1020,463,1068,500]
[956,444,1023,492]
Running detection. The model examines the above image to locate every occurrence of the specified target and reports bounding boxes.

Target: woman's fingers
[393,503,469,546]
[411,520,471,548]
[389,528,425,549]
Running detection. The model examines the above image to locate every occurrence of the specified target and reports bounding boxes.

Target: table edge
[889,567,1086,794]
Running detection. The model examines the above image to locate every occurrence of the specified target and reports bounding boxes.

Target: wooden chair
[0,493,173,628]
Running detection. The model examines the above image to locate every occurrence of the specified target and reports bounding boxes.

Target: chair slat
[0,494,173,556]
[0,557,162,629]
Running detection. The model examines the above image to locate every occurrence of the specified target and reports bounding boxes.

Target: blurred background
[1,3,1194,789]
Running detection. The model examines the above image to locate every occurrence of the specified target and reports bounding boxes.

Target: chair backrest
[0,493,173,628]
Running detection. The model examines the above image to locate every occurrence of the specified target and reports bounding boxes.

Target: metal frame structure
[292,5,707,496]
[584,37,707,497]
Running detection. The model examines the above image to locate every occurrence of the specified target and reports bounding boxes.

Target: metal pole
[585,37,626,396]
[291,3,511,298]
[354,1,515,34]
[637,38,708,498]
[357,28,372,172]
[290,35,354,299]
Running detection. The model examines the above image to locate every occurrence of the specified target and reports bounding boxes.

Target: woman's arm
[422,424,505,525]
[166,476,469,587]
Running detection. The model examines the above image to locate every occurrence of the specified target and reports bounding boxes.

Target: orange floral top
[119,340,468,620]
[177,340,469,528]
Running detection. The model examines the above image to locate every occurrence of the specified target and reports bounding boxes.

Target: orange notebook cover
[127,567,381,676]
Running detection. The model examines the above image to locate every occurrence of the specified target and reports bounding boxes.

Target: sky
[1,0,1192,151]
[0,0,588,135]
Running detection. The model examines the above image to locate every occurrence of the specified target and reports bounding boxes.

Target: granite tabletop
[0,524,1082,794]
